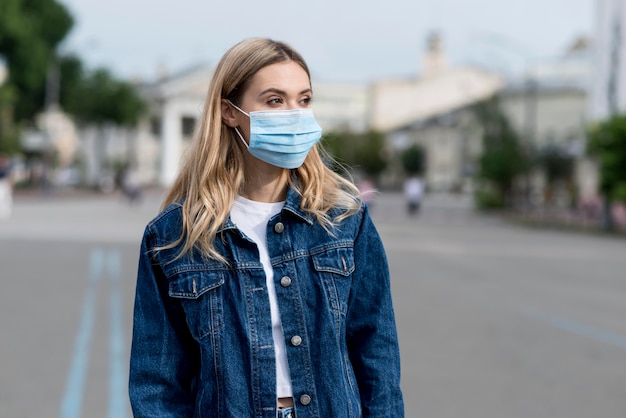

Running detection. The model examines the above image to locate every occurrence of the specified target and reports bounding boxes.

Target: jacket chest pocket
[168,269,225,340]
[312,245,355,315]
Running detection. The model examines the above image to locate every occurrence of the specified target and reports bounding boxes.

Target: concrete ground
[1,188,625,418]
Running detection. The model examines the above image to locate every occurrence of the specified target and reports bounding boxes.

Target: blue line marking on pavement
[107,250,127,418]
[60,248,104,418]
[523,306,626,350]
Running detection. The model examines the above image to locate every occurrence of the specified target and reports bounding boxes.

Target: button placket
[299,394,311,406]
[280,276,292,287]
[274,222,284,233]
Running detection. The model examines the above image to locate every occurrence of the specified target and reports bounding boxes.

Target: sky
[57,0,594,84]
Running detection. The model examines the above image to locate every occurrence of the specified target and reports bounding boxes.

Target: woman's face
[232,61,312,141]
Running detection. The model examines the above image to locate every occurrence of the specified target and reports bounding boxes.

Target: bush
[474,186,505,209]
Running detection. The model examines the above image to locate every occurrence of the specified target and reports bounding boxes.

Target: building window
[150,117,161,136]
[182,116,197,139]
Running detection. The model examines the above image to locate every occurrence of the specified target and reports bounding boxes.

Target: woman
[129,38,404,418]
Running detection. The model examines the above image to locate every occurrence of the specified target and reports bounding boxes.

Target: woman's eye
[301,97,313,106]
[267,97,282,105]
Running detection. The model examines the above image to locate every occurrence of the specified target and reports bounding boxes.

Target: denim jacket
[129,187,404,417]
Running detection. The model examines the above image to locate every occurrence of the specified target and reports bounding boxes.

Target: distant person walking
[121,163,142,204]
[0,153,13,220]
[403,175,424,216]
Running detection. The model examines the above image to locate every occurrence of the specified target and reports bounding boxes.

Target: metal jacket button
[299,394,311,406]
[280,276,292,287]
[290,335,302,346]
[274,222,284,233]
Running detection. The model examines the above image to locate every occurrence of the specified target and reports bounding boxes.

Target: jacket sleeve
[346,205,405,417]
[129,226,199,417]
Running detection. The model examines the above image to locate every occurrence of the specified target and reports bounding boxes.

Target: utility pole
[603,9,622,230]
[45,61,61,110]
[523,76,537,210]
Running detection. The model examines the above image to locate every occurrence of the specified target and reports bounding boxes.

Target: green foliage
[588,114,626,202]
[0,121,20,154]
[0,84,20,154]
[354,130,388,177]
[57,54,84,111]
[535,145,575,184]
[473,97,528,207]
[534,145,576,207]
[0,0,145,131]
[474,185,505,209]
[65,68,146,127]
[322,129,388,177]
[400,144,425,175]
[0,0,73,120]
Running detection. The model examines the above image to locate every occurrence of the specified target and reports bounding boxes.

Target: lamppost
[601,10,622,230]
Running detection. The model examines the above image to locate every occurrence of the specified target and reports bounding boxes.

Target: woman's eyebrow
[258,87,313,96]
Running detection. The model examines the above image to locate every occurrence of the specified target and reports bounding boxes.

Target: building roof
[370,66,504,132]
[139,64,214,100]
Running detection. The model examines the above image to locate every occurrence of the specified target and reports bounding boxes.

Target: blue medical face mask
[228,101,322,169]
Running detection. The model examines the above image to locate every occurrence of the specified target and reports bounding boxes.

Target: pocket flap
[312,246,355,276]
[168,270,225,299]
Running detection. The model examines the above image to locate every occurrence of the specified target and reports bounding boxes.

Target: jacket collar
[282,185,315,225]
[220,183,315,233]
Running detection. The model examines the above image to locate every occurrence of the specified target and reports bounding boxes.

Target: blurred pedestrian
[121,163,142,204]
[0,153,13,220]
[129,38,404,418]
[403,175,424,216]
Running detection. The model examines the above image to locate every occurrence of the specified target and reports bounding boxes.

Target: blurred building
[310,82,369,134]
[133,32,595,196]
[371,33,504,191]
[19,106,82,188]
[499,37,595,202]
[501,38,590,153]
[138,65,213,186]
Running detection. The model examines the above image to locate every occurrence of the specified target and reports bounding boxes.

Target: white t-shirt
[230,195,293,397]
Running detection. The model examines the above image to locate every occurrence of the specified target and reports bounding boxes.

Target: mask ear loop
[227,100,250,149]
[227,100,249,117]
[233,127,249,149]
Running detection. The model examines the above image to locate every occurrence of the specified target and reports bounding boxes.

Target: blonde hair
[161,38,361,262]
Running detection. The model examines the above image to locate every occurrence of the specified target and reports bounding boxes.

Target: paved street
[1,189,626,418]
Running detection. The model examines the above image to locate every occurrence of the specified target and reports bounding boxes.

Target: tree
[63,67,146,190]
[0,0,73,121]
[57,54,85,113]
[0,83,20,154]
[588,114,626,202]
[322,129,388,179]
[534,144,575,206]
[65,68,145,128]
[322,130,357,167]
[473,97,528,208]
[354,130,388,178]
[588,114,626,229]
[400,144,425,175]
[0,0,146,193]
